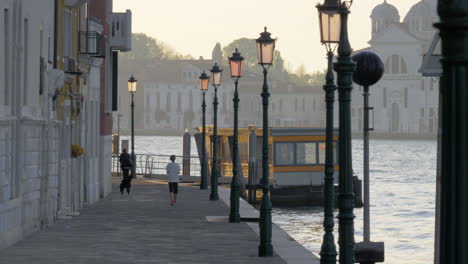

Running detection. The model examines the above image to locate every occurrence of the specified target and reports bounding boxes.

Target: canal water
[130,135,436,264]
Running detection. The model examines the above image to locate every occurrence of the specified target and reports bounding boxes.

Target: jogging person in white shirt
[166,155,181,206]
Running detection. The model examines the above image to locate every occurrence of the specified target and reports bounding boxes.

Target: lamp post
[209,63,222,201]
[316,0,341,263]
[228,48,244,223]
[199,71,210,190]
[128,75,137,179]
[352,51,385,264]
[332,1,355,263]
[435,1,468,263]
[256,27,276,257]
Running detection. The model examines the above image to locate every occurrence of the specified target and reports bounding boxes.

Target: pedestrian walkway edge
[218,188,320,264]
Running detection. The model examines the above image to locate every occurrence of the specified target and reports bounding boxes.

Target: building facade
[0,0,132,249]
[352,0,439,136]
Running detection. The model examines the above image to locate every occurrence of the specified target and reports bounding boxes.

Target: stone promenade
[0,177,319,264]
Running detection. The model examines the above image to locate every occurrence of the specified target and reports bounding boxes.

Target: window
[296,142,316,165]
[421,80,425,91]
[302,98,306,112]
[62,10,72,58]
[274,143,295,166]
[274,141,337,166]
[4,8,9,105]
[383,87,387,108]
[48,36,51,62]
[166,93,171,112]
[79,3,88,32]
[189,91,193,111]
[39,27,44,95]
[391,55,399,73]
[156,91,160,110]
[385,54,408,74]
[177,92,181,112]
[430,80,434,91]
[23,19,28,105]
[420,108,425,118]
[295,98,298,112]
[404,88,408,108]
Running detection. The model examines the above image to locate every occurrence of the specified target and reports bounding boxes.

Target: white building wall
[0,0,117,249]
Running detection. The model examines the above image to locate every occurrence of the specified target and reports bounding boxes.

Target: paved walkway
[0,177,318,264]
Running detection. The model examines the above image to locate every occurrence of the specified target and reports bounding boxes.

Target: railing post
[183,131,191,177]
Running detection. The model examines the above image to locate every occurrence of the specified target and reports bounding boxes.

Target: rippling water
[273,139,436,264]
[129,135,436,264]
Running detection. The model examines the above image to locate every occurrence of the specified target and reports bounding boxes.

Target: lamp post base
[210,193,219,201]
[258,244,273,257]
[354,241,385,264]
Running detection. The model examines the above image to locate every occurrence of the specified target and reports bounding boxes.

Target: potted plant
[71,144,84,158]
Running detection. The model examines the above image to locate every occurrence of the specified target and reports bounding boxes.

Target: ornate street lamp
[127,75,137,179]
[256,27,276,257]
[331,1,356,263]
[209,63,222,201]
[316,0,340,263]
[228,48,244,223]
[199,71,210,190]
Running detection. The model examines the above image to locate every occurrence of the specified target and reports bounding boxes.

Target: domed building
[351,0,439,136]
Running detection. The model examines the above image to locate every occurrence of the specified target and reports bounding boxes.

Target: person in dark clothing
[119,148,133,194]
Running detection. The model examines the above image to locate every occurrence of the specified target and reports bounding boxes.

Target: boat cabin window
[275,143,295,165]
[296,143,316,165]
[274,141,337,166]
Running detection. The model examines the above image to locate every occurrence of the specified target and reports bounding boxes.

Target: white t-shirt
[166,162,181,183]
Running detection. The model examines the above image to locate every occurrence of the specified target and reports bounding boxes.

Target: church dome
[403,0,438,41]
[371,0,400,20]
[403,0,437,24]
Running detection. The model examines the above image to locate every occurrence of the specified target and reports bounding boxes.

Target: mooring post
[183,130,191,177]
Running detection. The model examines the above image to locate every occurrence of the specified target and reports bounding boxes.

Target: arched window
[385,54,408,74]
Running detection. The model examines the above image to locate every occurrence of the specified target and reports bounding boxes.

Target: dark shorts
[168,182,179,194]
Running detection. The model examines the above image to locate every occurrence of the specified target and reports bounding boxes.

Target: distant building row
[116,59,326,135]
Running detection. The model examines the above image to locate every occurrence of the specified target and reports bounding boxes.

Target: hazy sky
[113,0,423,73]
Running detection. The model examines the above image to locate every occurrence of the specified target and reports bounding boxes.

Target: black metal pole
[363,85,370,243]
[210,86,219,200]
[333,7,356,264]
[131,92,136,178]
[259,67,273,257]
[230,79,241,222]
[436,1,468,263]
[200,91,208,189]
[320,51,338,264]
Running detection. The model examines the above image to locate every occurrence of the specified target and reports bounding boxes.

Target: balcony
[79,31,106,58]
[109,10,132,52]
[64,0,88,8]
[63,57,82,75]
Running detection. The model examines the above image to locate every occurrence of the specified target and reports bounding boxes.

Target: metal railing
[79,31,106,58]
[63,57,80,74]
[112,154,201,177]
[112,153,259,180]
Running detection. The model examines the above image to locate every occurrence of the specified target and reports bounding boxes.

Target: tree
[222,38,290,81]
[212,42,223,64]
[222,38,258,72]
[120,33,193,61]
